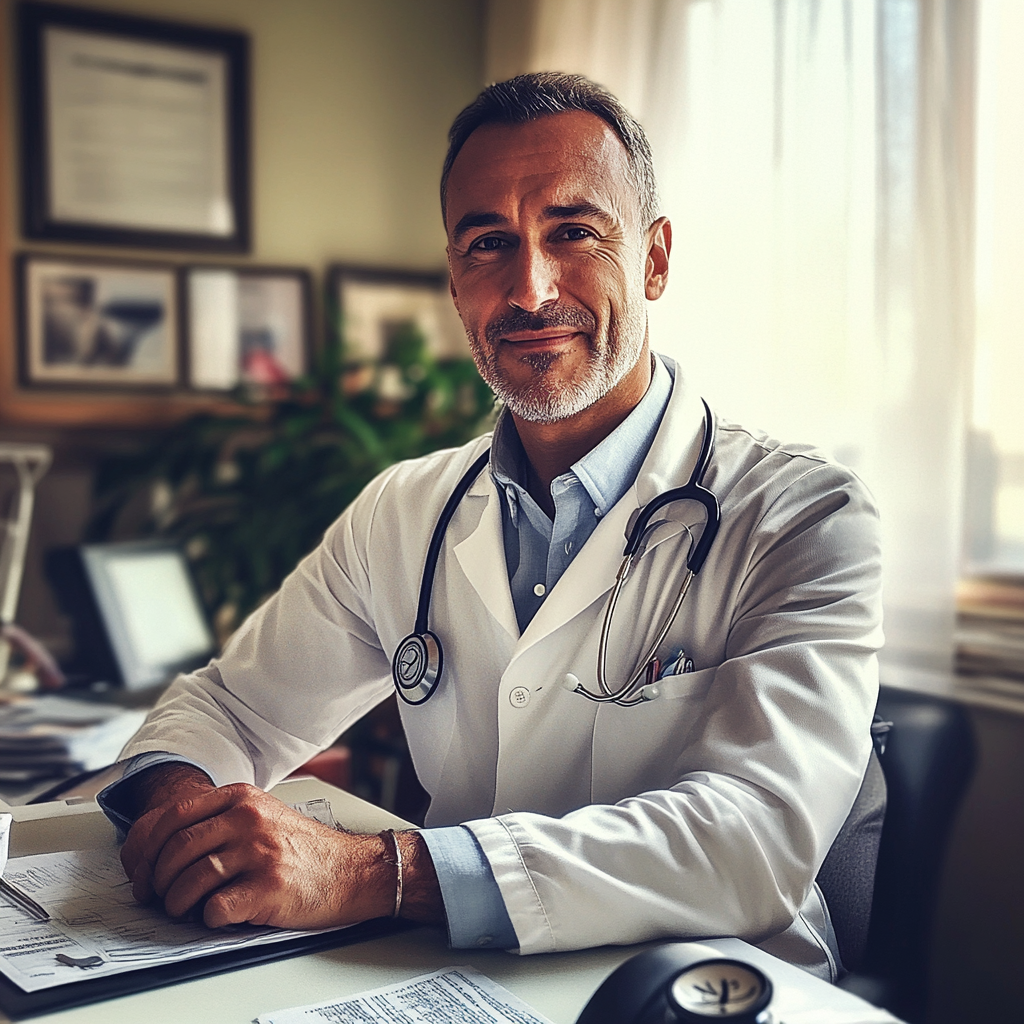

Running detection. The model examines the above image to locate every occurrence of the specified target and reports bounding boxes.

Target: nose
[507,243,559,312]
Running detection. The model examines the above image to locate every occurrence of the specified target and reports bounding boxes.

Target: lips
[484,305,596,348]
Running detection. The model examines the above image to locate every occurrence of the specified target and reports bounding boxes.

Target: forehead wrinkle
[446,112,640,233]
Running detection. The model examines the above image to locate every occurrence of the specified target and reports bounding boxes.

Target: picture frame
[16,253,180,389]
[18,1,250,252]
[183,265,313,391]
[327,265,469,363]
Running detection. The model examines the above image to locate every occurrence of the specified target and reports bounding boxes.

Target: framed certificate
[18,2,250,251]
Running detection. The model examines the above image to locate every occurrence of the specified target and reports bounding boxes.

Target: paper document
[0,694,147,782]
[0,847,349,994]
[258,966,554,1024]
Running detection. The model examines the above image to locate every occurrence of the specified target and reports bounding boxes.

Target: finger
[163,849,244,920]
[129,785,258,898]
[203,876,268,929]
[151,813,234,898]
[121,808,165,903]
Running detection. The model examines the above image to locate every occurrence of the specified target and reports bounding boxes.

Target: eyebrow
[542,202,616,226]
[451,211,506,242]
[450,202,618,243]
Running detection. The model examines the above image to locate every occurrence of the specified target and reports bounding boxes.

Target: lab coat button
[509,686,530,708]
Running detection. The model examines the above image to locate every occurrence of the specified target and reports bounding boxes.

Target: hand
[120,770,444,930]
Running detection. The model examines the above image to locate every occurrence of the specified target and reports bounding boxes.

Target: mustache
[484,305,596,346]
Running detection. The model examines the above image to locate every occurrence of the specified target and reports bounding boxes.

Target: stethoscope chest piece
[392,630,443,705]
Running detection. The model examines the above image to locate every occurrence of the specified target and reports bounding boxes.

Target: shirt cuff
[419,825,519,951]
[97,751,212,836]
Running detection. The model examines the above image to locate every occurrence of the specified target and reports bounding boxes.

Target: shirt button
[509,686,530,708]
[533,583,546,597]
[594,508,603,518]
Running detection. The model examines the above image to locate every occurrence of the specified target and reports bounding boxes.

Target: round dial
[667,958,772,1020]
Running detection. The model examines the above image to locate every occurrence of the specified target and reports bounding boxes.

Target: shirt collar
[489,354,673,516]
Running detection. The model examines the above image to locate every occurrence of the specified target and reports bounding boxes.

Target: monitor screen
[80,542,216,690]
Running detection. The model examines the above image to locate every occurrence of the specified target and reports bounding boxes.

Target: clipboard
[0,779,417,1019]
[0,917,412,1020]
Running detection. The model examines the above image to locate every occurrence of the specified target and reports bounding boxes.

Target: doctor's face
[445,111,669,424]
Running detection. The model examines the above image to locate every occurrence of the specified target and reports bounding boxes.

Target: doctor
[103,73,882,980]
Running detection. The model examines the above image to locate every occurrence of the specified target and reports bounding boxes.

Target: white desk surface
[2,779,902,1024]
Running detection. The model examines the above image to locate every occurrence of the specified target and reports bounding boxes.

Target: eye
[470,235,510,252]
[559,226,596,242]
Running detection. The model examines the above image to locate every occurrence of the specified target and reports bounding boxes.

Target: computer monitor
[48,541,217,691]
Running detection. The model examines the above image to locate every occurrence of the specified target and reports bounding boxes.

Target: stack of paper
[0,695,146,783]
[956,577,1024,685]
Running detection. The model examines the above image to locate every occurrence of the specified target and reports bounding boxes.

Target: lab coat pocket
[591,665,718,803]
[643,666,716,702]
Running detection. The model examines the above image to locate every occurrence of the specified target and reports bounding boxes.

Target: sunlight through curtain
[484,0,978,687]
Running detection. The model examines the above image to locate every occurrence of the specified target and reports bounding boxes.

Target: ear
[644,217,672,301]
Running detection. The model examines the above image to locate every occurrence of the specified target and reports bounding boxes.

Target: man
[101,73,882,981]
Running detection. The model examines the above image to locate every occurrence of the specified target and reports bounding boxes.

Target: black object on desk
[575,943,773,1023]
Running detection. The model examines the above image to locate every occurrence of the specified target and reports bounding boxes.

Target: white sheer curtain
[484,0,977,687]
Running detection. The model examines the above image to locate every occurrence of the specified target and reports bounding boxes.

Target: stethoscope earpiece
[392,631,443,705]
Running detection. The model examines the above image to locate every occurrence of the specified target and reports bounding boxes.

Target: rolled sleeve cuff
[97,751,212,836]
[419,824,519,951]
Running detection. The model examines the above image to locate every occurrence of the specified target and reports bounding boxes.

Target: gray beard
[468,307,645,424]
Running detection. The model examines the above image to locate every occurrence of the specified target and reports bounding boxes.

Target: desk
[2,780,903,1024]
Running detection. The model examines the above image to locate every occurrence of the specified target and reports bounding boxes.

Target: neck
[512,344,653,517]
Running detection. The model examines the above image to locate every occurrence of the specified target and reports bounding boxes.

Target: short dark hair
[441,72,660,230]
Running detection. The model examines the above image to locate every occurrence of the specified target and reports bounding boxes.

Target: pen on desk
[0,876,51,922]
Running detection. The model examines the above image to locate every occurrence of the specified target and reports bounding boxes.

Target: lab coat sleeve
[117,464,403,789]
[463,461,884,955]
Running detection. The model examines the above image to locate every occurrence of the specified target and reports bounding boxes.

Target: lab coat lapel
[515,490,638,652]
[513,361,709,657]
[452,472,520,642]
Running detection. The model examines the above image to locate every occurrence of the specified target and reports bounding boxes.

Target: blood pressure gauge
[667,958,773,1022]
[575,943,774,1024]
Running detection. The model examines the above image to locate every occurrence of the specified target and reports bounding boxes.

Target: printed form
[258,966,554,1024]
[0,845,348,994]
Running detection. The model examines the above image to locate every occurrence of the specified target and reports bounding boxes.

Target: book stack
[956,577,1024,689]
[0,694,146,784]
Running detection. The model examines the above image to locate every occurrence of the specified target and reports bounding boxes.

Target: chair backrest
[815,745,887,972]
[863,686,976,1022]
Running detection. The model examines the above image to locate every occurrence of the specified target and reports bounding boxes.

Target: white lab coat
[123,358,882,978]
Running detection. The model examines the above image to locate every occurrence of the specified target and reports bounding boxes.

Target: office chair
[819,686,976,1023]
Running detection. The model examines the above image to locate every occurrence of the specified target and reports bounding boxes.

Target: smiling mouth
[500,330,581,348]
[484,306,596,348]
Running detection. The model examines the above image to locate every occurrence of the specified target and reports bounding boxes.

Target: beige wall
[0,0,483,647]
[1,0,484,270]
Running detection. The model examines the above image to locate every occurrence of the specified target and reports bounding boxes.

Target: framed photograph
[18,2,250,251]
[328,265,469,363]
[17,253,179,388]
[184,266,312,390]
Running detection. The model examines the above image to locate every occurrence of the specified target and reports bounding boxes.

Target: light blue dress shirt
[100,356,674,952]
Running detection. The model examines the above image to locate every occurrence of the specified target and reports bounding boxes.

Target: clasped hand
[121,774,393,930]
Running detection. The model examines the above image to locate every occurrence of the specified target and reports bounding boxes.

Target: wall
[0,0,484,650]
[1,0,482,270]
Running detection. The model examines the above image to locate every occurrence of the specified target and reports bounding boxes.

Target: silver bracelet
[380,829,403,918]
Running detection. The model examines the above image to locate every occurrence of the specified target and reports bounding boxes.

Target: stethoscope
[391,400,721,707]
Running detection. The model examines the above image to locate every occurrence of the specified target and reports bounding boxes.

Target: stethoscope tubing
[394,400,720,707]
